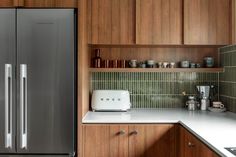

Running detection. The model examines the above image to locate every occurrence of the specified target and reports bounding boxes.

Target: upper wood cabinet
[19,0,78,8]
[184,0,230,45]
[0,0,17,7]
[87,0,135,44]
[136,0,182,44]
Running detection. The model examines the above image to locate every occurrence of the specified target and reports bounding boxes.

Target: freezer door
[0,9,16,153]
[17,9,75,154]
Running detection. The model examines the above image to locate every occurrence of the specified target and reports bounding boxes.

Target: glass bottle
[93,49,102,68]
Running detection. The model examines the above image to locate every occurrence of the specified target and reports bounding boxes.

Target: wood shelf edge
[89,68,224,73]
[88,44,227,48]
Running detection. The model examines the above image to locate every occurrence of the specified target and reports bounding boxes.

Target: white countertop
[83,108,236,157]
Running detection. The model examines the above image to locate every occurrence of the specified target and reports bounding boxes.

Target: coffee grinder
[196,85,211,110]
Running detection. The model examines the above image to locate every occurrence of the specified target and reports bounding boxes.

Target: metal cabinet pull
[188,142,195,147]
[117,130,126,135]
[5,64,12,148]
[130,130,138,135]
[20,64,27,149]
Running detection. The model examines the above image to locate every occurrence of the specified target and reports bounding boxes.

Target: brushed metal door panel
[17,9,75,154]
[0,9,16,153]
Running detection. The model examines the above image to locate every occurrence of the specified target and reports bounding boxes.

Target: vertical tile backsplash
[91,72,218,108]
[220,45,236,113]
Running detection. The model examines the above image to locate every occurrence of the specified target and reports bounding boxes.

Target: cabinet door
[184,0,230,45]
[196,138,219,157]
[83,125,129,157]
[129,124,176,157]
[179,126,219,157]
[0,0,17,7]
[21,0,77,8]
[87,0,135,44]
[136,0,182,44]
[179,126,194,157]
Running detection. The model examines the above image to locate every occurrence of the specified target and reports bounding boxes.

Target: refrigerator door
[17,9,75,154]
[0,9,16,153]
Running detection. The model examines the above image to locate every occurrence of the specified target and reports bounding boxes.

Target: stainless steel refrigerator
[0,9,75,157]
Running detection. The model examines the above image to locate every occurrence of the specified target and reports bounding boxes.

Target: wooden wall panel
[136,0,182,44]
[184,0,230,45]
[78,0,89,157]
[90,47,220,67]
[87,0,135,44]
[23,0,78,7]
[233,0,236,44]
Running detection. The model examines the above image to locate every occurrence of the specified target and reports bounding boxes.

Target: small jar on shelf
[92,49,102,68]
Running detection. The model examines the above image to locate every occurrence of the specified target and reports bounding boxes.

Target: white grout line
[219,44,236,49]
[220,95,236,100]
[220,81,236,84]
[223,66,236,68]
[220,49,236,54]
[91,80,219,82]
[130,94,196,96]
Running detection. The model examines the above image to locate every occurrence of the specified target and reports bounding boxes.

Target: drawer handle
[117,130,126,135]
[130,130,138,135]
[188,142,195,147]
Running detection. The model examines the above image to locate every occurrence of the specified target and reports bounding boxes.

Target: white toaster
[91,90,131,111]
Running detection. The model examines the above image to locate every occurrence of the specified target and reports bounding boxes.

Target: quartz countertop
[83,108,236,157]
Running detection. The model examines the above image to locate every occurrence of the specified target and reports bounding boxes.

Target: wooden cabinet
[82,124,177,157]
[0,0,17,7]
[18,0,78,7]
[0,0,78,8]
[136,0,182,44]
[88,0,232,45]
[83,125,129,157]
[184,0,230,45]
[87,0,135,44]
[129,124,176,157]
[179,126,219,157]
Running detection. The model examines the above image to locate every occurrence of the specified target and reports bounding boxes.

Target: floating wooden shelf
[89,44,226,48]
[90,68,224,73]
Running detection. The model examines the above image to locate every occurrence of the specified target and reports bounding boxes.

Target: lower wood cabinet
[179,125,219,157]
[82,124,220,157]
[82,124,177,157]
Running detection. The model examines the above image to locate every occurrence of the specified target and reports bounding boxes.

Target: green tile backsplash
[91,72,218,108]
[220,45,236,113]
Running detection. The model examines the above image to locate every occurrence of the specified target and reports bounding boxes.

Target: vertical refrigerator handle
[20,64,27,149]
[5,64,13,149]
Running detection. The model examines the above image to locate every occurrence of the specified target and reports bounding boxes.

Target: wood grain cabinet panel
[129,124,177,157]
[184,0,230,45]
[82,125,129,157]
[179,126,219,157]
[83,124,176,157]
[136,0,182,44]
[22,0,78,7]
[0,0,17,7]
[87,0,135,44]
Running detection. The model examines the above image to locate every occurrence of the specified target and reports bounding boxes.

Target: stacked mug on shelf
[91,49,215,68]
